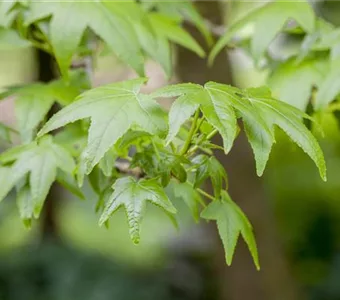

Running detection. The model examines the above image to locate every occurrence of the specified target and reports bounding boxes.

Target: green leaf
[193,155,227,198]
[201,191,259,269]
[0,28,31,50]
[155,81,325,179]
[0,136,76,218]
[150,1,213,46]
[39,78,167,185]
[244,87,326,180]
[0,122,13,143]
[210,0,315,64]
[15,84,55,143]
[56,170,85,200]
[268,57,328,110]
[149,13,205,58]
[315,59,340,110]
[172,181,202,223]
[0,166,15,203]
[0,1,17,27]
[154,83,239,153]
[25,1,144,78]
[13,79,82,143]
[16,184,34,228]
[99,176,177,244]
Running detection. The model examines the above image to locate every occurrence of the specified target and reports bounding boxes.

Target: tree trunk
[37,50,60,241]
[175,2,301,300]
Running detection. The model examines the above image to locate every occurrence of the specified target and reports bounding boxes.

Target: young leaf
[0,136,76,219]
[99,176,177,244]
[201,191,259,269]
[38,78,167,185]
[210,0,315,64]
[172,181,203,223]
[193,155,227,198]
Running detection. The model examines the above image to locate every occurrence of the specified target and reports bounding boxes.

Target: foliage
[0,0,331,269]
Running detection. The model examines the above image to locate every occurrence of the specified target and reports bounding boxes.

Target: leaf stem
[197,188,215,201]
[151,139,161,160]
[170,142,176,153]
[186,128,219,156]
[179,109,200,155]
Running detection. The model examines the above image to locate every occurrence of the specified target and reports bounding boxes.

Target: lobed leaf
[201,191,259,269]
[99,176,177,244]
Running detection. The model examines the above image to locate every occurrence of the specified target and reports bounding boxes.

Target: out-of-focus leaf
[268,57,328,110]
[210,0,315,64]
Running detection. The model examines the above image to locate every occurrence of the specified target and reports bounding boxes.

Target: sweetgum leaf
[0,136,76,219]
[13,78,83,143]
[201,191,259,269]
[155,81,326,179]
[39,78,167,185]
[193,155,227,198]
[99,176,177,244]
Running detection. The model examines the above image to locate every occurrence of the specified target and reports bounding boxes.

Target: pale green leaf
[39,78,167,184]
[56,170,85,200]
[149,13,205,58]
[99,176,177,244]
[268,58,328,110]
[0,136,76,218]
[25,1,144,78]
[201,191,259,269]
[16,184,34,228]
[210,0,315,64]
[0,166,15,203]
[315,59,340,110]
[173,181,202,223]
[0,28,31,50]
[245,87,326,180]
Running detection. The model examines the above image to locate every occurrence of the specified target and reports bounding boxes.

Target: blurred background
[1,1,340,300]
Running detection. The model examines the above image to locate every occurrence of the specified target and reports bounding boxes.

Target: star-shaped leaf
[210,0,315,64]
[192,155,228,198]
[0,135,76,220]
[38,78,167,185]
[99,176,177,244]
[201,191,259,269]
[153,82,326,179]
